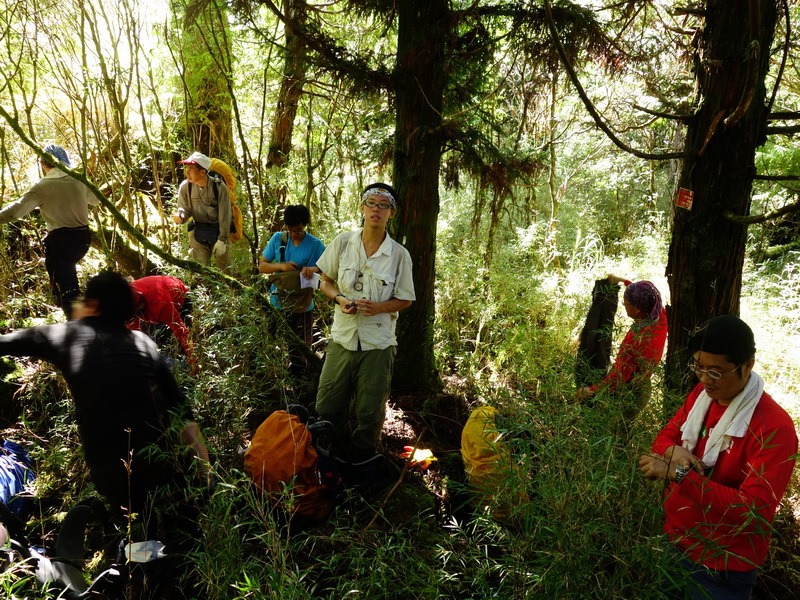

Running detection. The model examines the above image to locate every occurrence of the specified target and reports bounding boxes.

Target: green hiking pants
[315,341,396,460]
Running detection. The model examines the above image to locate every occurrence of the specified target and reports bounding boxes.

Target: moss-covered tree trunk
[265,0,308,229]
[391,0,448,394]
[179,0,235,159]
[665,0,777,408]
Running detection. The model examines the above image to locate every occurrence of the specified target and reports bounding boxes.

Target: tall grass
[0,222,796,598]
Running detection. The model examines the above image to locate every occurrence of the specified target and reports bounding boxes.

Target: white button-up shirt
[318,229,415,351]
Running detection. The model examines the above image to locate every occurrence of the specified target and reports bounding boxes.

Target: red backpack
[244,410,333,521]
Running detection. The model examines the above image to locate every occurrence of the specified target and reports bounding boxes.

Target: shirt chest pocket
[366,270,395,302]
[342,267,395,301]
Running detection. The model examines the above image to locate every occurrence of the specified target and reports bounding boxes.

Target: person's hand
[172,213,185,224]
[639,453,670,480]
[300,266,317,280]
[576,386,593,401]
[607,274,626,285]
[336,295,357,314]
[354,298,380,317]
[665,445,705,475]
[281,261,300,272]
[212,240,227,256]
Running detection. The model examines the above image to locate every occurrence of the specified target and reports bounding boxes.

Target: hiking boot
[349,453,385,485]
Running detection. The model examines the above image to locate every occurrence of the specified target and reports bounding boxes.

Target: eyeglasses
[687,360,743,381]
[363,199,392,210]
[284,225,306,234]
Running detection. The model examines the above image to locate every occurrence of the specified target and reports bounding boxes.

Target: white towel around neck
[679,371,764,468]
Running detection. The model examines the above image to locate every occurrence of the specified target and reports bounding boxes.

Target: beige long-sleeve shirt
[0,168,98,231]
[176,176,231,244]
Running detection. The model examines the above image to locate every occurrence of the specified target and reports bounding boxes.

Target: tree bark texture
[265,0,308,225]
[181,0,235,159]
[665,0,777,404]
[391,0,448,393]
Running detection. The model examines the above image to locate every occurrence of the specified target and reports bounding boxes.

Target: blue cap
[43,144,71,168]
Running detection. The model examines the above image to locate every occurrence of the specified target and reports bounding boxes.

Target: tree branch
[723,199,800,224]
[768,111,800,120]
[754,174,800,181]
[0,104,239,286]
[259,0,393,91]
[763,238,800,260]
[672,7,707,18]
[766,124,800,135]
[663,24,697,36]
[766,0,790,113]
[723,0,760,128]
[542,0,689,161]
[631,103,691,121]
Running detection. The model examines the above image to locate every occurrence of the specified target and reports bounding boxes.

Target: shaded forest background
[0,0,798,598]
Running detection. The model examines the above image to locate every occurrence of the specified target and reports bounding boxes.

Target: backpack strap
[187,175,220,206]
[208,171,221,204]
[279,232,288,263]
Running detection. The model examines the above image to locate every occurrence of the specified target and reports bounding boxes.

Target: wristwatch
[674,464,691,484]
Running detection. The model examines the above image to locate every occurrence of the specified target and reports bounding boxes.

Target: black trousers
[43,226,91,318]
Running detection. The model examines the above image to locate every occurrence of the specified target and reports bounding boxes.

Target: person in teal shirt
[259,205,326,357]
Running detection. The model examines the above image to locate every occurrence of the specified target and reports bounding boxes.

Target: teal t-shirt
[262,231,326,311]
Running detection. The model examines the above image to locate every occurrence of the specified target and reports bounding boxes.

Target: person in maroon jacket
[127,275,194,368]
[639,315,797,599]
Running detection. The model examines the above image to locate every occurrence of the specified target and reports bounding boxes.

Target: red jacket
[589,308,667,394]
[652,383,798,571]
[127,276,191,359]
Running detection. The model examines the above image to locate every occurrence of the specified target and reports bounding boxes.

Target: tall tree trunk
[392,0,448,394]
[665,0,777,407]
[547,69,561,270]
[180,0,235,159]
[265,0,308,228]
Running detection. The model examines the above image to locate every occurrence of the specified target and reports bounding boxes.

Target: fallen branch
[363,427,427,532]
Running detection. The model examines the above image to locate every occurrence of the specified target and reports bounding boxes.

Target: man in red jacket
[639,315,797,599]
[127,275,194,367]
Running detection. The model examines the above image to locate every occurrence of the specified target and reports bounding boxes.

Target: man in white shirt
[315,183,415,465]
[0,144,98,318]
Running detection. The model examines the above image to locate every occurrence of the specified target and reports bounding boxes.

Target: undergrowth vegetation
[0,232,797,599]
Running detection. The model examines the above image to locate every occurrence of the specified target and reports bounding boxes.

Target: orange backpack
[244,410,333,521]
